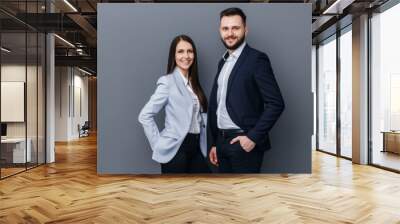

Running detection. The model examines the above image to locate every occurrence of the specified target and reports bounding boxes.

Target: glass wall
[370,3,400,171]
[339,27,352,158]
[317,35,337,154]
[317,23,354,159]
[0,31,28,177]
[0,1,46,179]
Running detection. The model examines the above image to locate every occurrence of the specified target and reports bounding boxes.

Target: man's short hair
[220,7,246,25]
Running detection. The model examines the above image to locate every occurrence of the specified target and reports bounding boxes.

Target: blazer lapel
[172,69,192,105]
[217,57,225,75]
[226,44,250,95]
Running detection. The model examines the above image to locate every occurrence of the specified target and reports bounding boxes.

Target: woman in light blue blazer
[138,35,211,173]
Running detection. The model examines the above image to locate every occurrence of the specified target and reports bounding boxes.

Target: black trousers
[216,131,264,173]
[161,133,211,174]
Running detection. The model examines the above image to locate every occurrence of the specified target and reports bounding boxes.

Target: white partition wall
[55,67,89,141]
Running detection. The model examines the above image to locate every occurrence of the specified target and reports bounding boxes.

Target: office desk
[1,138,32,163]
[382,131,400,154]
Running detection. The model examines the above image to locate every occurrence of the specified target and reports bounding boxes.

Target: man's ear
[245,25,249,37]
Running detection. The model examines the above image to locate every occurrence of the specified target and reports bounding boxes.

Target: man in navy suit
[208,7,285,173]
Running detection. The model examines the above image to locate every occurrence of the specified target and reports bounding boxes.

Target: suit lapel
[210,58,225,108]
[172,69,192,105]
[217,58,225,75]
[226,44,250,95]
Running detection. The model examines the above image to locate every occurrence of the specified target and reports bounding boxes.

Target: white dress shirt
[216,42,246,129]
[177,68,201,134]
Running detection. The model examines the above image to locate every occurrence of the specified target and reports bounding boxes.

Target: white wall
[55,67,89,141]
[55,66,70,141]
[1,65,39,137]
[70,72,89,138]
[1,66,26,136]
[1,63,46,164]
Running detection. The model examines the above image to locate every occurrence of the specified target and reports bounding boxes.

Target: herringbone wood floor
[1,134,400,224]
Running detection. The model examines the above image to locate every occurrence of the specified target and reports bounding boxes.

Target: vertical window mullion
[0,23,2,179]
[336,29,341,157]
[316,44,320,151]
[36,0,39,167]
[24,0,28,171]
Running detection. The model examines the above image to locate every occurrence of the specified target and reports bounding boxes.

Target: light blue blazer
[138,68,207,163]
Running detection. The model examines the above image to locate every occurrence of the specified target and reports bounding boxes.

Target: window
[339,27,352,158]
[318,35,337,154]
[370,2,400,171]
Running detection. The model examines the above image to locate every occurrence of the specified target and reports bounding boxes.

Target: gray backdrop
[98,3,312,174]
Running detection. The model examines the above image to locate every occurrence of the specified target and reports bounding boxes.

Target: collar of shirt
[222,41,246,61]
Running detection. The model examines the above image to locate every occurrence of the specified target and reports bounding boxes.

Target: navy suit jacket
[208,44,285,151]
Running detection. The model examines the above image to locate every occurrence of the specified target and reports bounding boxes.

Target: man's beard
[221,35,245,51]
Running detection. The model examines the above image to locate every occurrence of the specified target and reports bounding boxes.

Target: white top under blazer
[177,69,201,134]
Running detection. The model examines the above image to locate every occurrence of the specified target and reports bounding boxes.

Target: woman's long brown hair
[167,35,208,112]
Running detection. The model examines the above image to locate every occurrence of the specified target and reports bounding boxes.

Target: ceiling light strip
[78,67,93,76]
[323,0,343,14]
[63,0,78,12]
[54,34,75,48]
[1,47,11,53]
